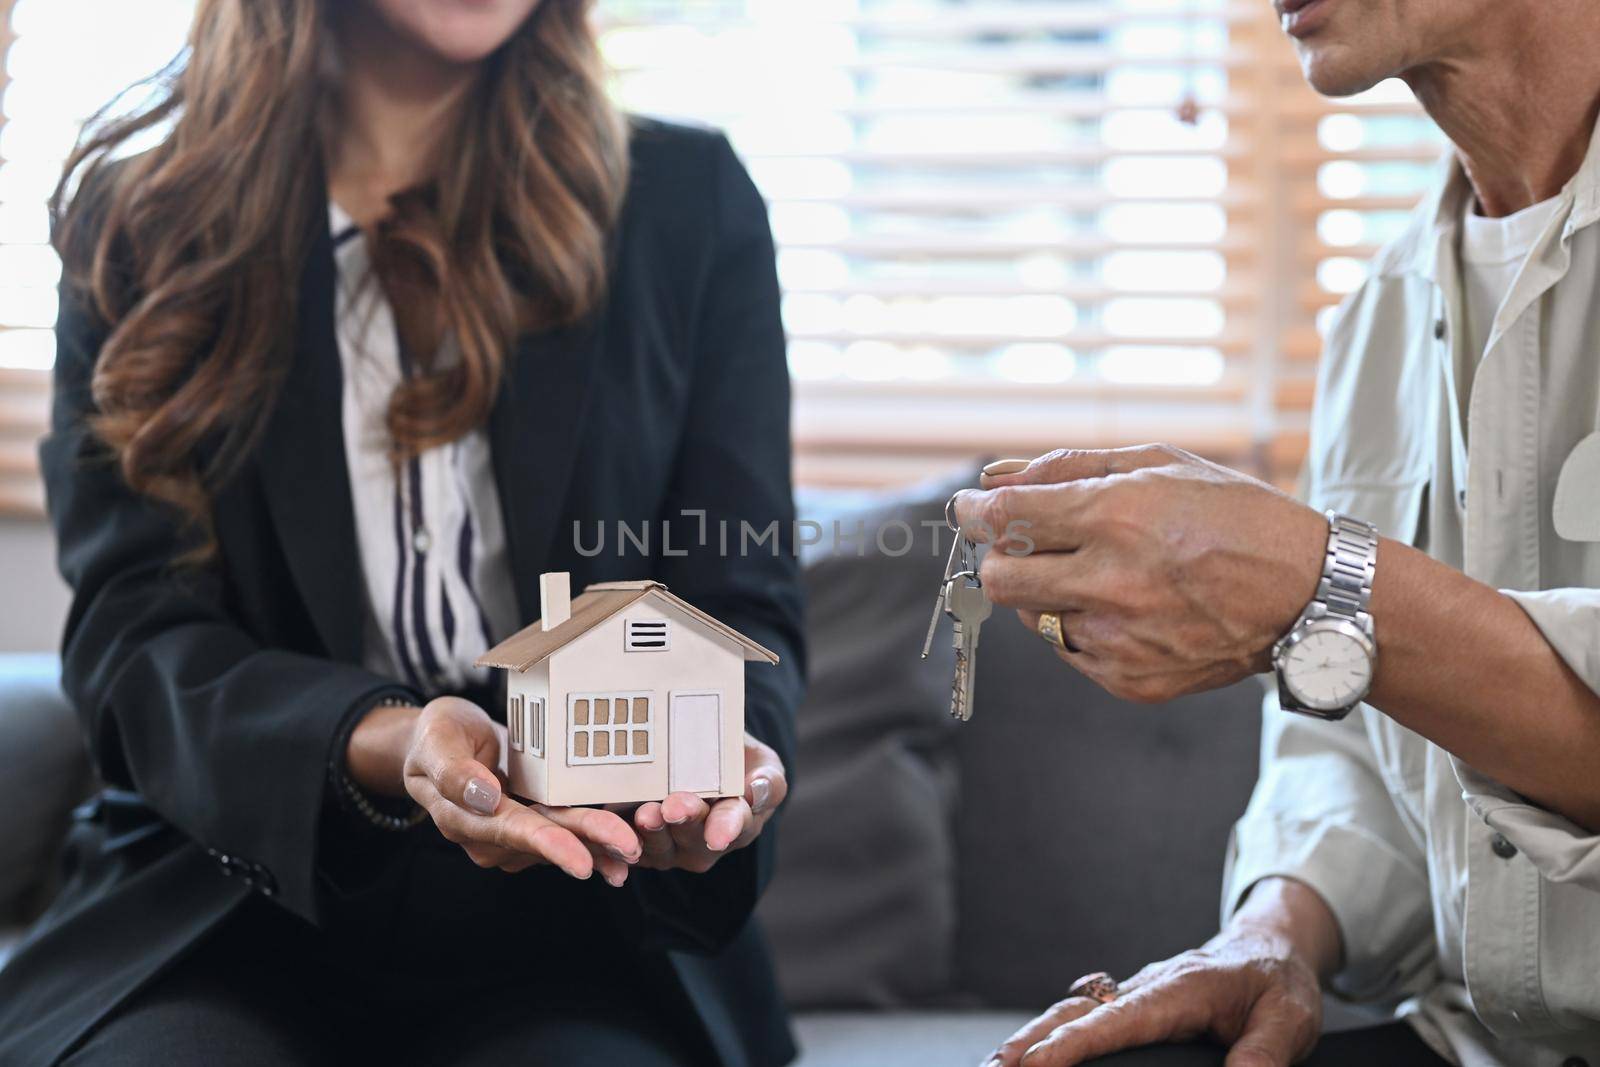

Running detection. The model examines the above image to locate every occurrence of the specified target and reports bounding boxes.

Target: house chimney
[540,572,571,630]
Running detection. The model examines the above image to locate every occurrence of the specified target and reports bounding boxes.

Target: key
[922,529,977,658]
[945,577,991,722]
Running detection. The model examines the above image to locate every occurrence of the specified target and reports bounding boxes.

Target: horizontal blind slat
[779,234,1252,257]
[788,329,1250,352]
[781,279,1254,303]
[604,2,1262,36]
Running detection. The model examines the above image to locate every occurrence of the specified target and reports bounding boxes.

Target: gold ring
[1067,972,1119,1004]
[1037,611,1068,652]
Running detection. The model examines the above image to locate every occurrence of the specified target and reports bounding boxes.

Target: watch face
[1282,626,1373,711]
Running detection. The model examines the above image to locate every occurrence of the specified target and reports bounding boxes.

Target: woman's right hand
[347,695,642,885]
[985,878,1339,1067]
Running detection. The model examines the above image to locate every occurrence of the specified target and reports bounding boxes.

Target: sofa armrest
[0,654,91,923]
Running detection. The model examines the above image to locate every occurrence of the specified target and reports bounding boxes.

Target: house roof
[474,580,781,672]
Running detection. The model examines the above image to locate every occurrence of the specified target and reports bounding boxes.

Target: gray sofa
[0,475,1271,1065]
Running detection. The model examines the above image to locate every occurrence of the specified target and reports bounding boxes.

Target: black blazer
[0,120,805,1067]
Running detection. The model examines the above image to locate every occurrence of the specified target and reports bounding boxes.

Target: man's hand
[353,696,643,885]
[985,879,1339,1067]
[625,732,787,873]
[953,446,1328,704]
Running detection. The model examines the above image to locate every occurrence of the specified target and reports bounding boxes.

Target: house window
[569,692,653,766]
[624,618,670,652]
[507,694,544,757]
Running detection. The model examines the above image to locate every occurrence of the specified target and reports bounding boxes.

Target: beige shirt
[1222,124,1600,1067]
[1457,195,1564,423]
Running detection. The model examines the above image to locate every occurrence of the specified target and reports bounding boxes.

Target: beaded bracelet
[332,695,428,832]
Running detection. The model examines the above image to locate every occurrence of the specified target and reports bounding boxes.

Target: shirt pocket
[1314,479,1428,546]
[1316,479,1430,797]
[1552,430,1600,542]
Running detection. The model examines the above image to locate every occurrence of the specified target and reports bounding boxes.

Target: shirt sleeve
[1449,587,1600,889]
[1222,691,1437,1001]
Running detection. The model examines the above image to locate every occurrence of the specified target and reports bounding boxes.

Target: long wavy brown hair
[52,0,629,545]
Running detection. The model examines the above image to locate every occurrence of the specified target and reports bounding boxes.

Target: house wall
[505,662,551,804]
[544,596,745,807]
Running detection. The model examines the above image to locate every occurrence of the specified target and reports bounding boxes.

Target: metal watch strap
[1316,511,1378,631]
[1273,511,1379,721]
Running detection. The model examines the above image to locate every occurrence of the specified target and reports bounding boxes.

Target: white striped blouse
[330,203,521,696]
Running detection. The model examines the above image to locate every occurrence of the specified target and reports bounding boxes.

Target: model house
[476,573,779,807]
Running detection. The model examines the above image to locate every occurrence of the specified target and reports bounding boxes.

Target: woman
[0,1,804,1064]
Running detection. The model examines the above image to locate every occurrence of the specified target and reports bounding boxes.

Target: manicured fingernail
[707,837,728,853]
[606,871,626,887]
[665,812,688,825]
[607,845,639,863]
[750,777,772,813]
[463,778,499,814]
[982,458,1030,476]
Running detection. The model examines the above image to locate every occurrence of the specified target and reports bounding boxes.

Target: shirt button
[1491,833,1518,859]
[412,527,432,554]
[1433,319,1446,340]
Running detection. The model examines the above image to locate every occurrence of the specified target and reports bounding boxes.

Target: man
[960,1,1600,1065]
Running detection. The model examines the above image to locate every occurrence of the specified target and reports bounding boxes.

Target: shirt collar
[1374,108,1600,282]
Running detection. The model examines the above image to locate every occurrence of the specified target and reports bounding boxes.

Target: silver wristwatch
[1271,511,1379,721]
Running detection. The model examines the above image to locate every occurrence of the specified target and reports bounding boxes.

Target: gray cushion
[951,613,1262,1006]
[759,475,970,1009]
[0,654,90,923]
[788,1001,1382,1066]
[792,1011,1030,1067]
[765,473,1265,1012]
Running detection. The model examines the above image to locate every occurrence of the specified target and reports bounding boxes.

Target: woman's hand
[347,695,642,885]
[953,446,1328,704]
[985,879,1339,1067]
[625,732,788,873]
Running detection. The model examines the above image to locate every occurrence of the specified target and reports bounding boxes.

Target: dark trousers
[1084,1022,1448,1066]
[59,857,713,1067]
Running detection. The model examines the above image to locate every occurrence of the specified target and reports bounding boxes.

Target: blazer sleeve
[623,132,807,954]
[40,274,413,926]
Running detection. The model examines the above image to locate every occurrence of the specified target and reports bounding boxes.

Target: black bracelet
[331,694,427,832]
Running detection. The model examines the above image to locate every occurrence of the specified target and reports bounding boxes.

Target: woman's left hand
[624,732,787,873]
[954,446,1329,704]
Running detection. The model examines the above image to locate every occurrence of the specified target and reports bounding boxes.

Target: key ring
[944,491,964,533]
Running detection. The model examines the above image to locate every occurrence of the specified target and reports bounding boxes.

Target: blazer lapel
[256,203,366,664]
[489,313,605,626]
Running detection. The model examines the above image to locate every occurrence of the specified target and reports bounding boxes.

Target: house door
[668,692,722,794]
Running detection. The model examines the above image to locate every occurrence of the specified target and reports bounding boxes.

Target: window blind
[0,0,1445,516]
[0,0,40,515]
[1241,26,1444,485]
[608,0,1252,486]
[0,0,196,514]
[604,0,1442,488]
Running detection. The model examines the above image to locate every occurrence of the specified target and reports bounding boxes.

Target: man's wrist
[1253,499,1338,673]
[1229,876,1343,981]
[345,702,422,798]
